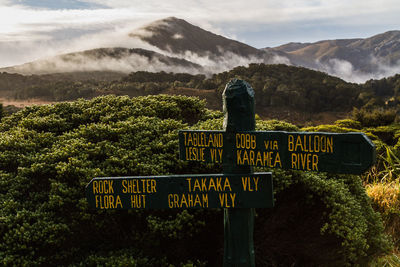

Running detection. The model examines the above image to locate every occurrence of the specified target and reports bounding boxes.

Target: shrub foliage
[0,95,391,266]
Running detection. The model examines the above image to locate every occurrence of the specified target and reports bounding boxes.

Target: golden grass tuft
[366,182,400,213]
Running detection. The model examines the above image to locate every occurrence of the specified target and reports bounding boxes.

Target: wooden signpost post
[86,79,376,266]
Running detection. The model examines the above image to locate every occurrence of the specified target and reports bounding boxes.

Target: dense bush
[0,95,224,266]
[0,95,391,266]
[352,107,397,127]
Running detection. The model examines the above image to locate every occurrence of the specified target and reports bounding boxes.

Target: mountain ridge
[268,30,400,76]
[0,17,399,82]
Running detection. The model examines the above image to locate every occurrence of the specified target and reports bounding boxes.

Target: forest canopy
[2,64,400,122]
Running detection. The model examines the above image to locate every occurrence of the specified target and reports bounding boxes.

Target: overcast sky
[1,0,400,67]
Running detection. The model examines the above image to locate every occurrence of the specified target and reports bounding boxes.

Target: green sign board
[86,172,273,210]
[179,130,375,174]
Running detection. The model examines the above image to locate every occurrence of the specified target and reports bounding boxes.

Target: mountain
[130,17,266,58]
[1,47,203,76]
[267,31,400,79]
[0,17,399,82]
[129,17,289,72]
[1,17,287,76]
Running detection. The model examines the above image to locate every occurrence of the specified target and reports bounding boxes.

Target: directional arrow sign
[86,173,273,210]
[179,130,376,174]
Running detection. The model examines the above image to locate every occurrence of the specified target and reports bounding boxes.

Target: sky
[1,0,400,68]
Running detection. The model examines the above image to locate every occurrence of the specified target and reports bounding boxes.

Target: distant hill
[267,31,400,79]
[0,47,203,75]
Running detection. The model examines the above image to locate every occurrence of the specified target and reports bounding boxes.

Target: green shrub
[334,119,362,129]
[352,107,397,127]
[0,95,222,266]
[0,95,390,266]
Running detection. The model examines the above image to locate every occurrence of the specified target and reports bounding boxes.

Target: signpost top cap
[223,79,255,98]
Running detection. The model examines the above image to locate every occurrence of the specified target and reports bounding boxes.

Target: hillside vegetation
[2,64,400,125]
[1,94,399,266]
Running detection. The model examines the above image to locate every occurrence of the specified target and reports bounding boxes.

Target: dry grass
[366,182,400,265]
[0,97,53,108]
[366,182,400,214]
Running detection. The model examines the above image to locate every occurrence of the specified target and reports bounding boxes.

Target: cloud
[6,51,202,74]
[2,0,399,43]
[80,0,400,25]
[316,57,400,83]
[172,33,183,40]
[0,22,170,68]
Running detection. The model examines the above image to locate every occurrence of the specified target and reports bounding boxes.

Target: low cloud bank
[317,57,400,83]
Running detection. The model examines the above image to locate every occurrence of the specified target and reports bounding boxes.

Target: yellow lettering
[183,132,187,146]
[201,178,207,191]
[130,195,146,208]
[295,136,304,151]
[194,194,201,206]
[223,178,232,191]
[274,152,282,168]
[186,178,192,192]
[168,194,209,208]
[312,155,318,170]
[314,135,320,152]
[93,181,99,194]
[208,178,216,191]
[242,150,249,164]
[249,150,255,165]
[207,133,214,147]
[174,194,179,207]
[202,194,209,208]
[327,136,333,153]
[273,140,278,150]
[241,177,248,191]
[194,179,201,192]
[308,135,313,152]
[122,180,127,193]
[230,193,236,208]
[237,150,242,165]
[291,153,297,169]
[187,193,194,207]
[116,195,123,208]
[218,133,223,147]
[187,133,193,146]
[168,194,173,208]
[321,136,326,152]
[254,177,259,191]
[216,178,223,191]
[236,133,240,148]
[288,135,294,151]
[256,152,263,166]
[109,195,115,208]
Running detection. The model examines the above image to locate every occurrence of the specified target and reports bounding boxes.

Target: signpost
[86,173,273,210]
[86,78,376,267]
[179,130,375,174]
